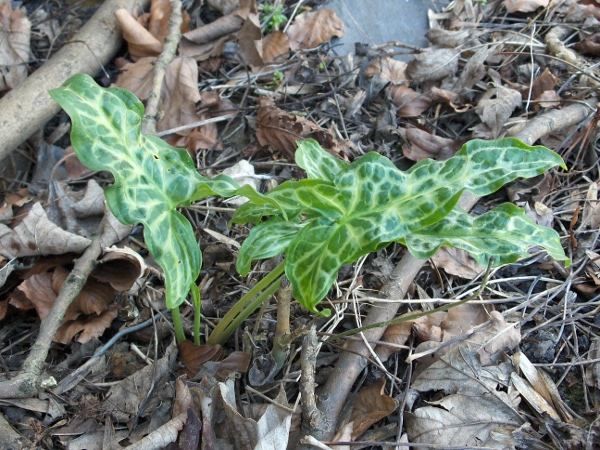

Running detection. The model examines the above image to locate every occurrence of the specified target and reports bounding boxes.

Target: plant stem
[171,307,186,344]
[191,284,201,345]
[206,261,286,345]
[218,278,282,344]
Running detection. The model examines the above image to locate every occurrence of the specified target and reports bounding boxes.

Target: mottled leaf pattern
[237,139,567,314]
[49,74,245,308]
[295,139,349,181]
[237,220,305,276]
[403,203,568,266]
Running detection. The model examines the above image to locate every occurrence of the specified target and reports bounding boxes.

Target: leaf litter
[1,0,600,448]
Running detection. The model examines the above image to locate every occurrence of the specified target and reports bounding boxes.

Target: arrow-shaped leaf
[49,74,250,308]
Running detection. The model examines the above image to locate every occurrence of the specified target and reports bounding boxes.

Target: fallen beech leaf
[574,32,600,56]
[53,304,120,344]
[365,57,407,84]
[431,246,485,279]
[115,9,162,60]
[286,8,345,50]
[180,14,243,59]
[537,90,562,108]
[428,86,469,112]
[262,30,290,63]
[213,351,251,381]
[504,0,550,13]
[53,265,115,316]
[11,271,58,321]
[255,96,343,158]
[402,127,461,161]
[0,2,31,91]
[0,202,91,259]
[426,28,471,47]
[390,85,431,117]
[407,48,459,83]
[0,188,31,223]
[349,377,398,439]
[476,84,522,138]
[148,0,190,44]
[179,340,224,378]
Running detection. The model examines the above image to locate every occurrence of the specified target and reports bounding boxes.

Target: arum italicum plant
[50,74,569,344]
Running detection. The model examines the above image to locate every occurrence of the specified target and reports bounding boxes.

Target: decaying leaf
[73,179,105,218]
[179,341,224,378]
[197,379,292,449]
[406,48,459,83]
[431,246,485,279]
[115,9,162,60]
[0,2,31,91]
[476,84,522,138]
[262,30,290,63]
[102,341,177,422]
[407,348,523,447]
[528,67,558,102]
[286,8,345,50]
[95,246,147,292]
[504,0,550,14]
[53,304,120,345]
[402,127,461,161]
[0,202,91,259]
[207,0,241,15]
[255,96,343,158]
[347,377,398,439]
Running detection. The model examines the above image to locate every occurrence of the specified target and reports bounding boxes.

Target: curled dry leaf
[180,14,243,60]
[0,202,91,259]
[528,67,558,102]
[348,377,398,439]
[402,127,461,162]
[255,96,344,158]
[504,0,550,14]
[207,0,241,15]
[286,8,345,50]
[73,179,105,218]
[0,2,31,91]
[179,340,224,378]
[95,246,147,292]
[574,32,600,56]
[426,28,471,47]
[406,48,459,83]
[115,9,162,60]
[391,85,431,117]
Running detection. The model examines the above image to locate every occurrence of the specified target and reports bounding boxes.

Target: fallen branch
[0,0,151,162]
[311,100,596,441]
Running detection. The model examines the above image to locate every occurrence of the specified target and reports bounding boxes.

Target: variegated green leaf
[237,219,306,276]
[295,139,349,181]
[49,74,255,309]
[241,139,566,314]
[403,203,569,267]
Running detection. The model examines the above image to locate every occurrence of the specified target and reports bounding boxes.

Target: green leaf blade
[50,74,211,308]
[295,138,349,181]
[404,203,569,267]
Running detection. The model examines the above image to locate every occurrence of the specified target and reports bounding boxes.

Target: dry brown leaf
[115,9,162,60]
[537,89,562,108]
[390,85,431,117]
[431,246,485,279]
[52,265,115,317]
[179,341,224,378]
[180,14,243,59]
[255,96,344,158]
[102,341,177,422]
[73,180,105,218]
[402,127,461,161]
[528,67,558,101]
[426,28,471,48]
[148,0,190,44]
[504,0,550,13]
[236,14,263,67]
[476,84,522,138]
[0,188,31,223]
[262,30,290,63]
[428,86,470,112]
[348,377,398,439]
[53,304,120,345]
[574,32,600,56]
[11,271,57,321]
[0,202,91,259]
[213,351,251,381]
[0,2,31,91]
[94,246,146,292]
[0,298,8,320]
[406,48,459,83]
[286,8,345,50]
[365,57,407,84]
[207,0,241,15]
